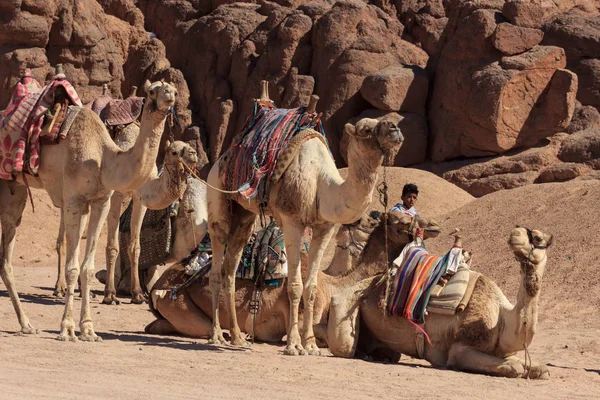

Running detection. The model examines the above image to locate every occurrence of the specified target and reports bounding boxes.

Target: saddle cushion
[427,267,481,315]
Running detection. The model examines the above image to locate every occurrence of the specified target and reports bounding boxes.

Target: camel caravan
[0,66,553,380]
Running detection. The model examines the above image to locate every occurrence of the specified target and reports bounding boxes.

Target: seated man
[391,183,419,217]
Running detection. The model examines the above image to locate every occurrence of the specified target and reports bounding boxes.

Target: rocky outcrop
[428,3,578,162]
[0,0,208,166]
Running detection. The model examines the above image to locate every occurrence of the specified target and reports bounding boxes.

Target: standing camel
[53,139,198,304]
[207,83,404,355]
[326,227,553,379]
[0,77,177,340]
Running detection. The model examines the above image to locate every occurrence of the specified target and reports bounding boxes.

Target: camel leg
[58,196,86,342]
[128,197,147,304]
[208,230,226,344]
[0,182,38,334]
[144,318,179,336]
[53,208,67,298]
[221,209,255,346]
[301,223,336,355]
[147,294,214,338]
[78,197,111,342]
[102,192,122,305]
[447,343,527,378]
[280,218,306,356]
[505,355,550,380]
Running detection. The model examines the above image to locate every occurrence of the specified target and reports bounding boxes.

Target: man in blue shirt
[391,183,419,216]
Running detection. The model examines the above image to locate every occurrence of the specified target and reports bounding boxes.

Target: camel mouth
[377,127,404,149]
[424,226,441,237]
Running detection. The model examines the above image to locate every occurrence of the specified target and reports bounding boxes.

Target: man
[391,183,419,217]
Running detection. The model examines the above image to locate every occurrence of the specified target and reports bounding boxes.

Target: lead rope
[249,286,262,345]
[378,160,391,313]
[523,250,533,379]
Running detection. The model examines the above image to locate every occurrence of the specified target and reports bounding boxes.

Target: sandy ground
[1,177,600,399]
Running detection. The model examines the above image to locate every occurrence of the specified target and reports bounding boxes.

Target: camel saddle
[97,97,144,127]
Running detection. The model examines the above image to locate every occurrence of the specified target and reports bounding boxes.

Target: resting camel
[207,82,405,355]
[0,75,177,340]
[145,211,441,343]
[95,177,208,295]
[54,139,198,304]
[326,227,553,379]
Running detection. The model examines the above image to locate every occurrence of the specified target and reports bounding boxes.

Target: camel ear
[344,123,356,138]
[165,140,171,150]
[143,79,152,94]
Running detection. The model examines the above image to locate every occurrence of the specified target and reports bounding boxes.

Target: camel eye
[171,151,177,155]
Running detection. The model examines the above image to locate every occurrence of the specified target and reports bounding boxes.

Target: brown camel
[326,227,553,379]
[0,77,177,340]
[144,211,441,343]
[207,83,405,355]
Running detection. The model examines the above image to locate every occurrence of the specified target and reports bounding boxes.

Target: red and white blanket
[0,70,82,180]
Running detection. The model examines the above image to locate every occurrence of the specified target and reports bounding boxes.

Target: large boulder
[492,22,544,55]
[428,3,578,162]
[360,66,428,115]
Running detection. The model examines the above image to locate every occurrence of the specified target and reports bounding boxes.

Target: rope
[181,162,241,194]
[378,163,391,314]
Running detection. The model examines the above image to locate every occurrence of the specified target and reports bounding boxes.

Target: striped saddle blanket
[223,100,326,202]
[387,244,463,323]
[0,70,82,180]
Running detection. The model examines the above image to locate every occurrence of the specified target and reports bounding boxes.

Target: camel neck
[502,255,547,352]
[134,161,187,209]
[316,138,383,224]
[102,103,168,191]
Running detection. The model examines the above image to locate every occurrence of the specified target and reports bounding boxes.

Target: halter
[519,226,551,250]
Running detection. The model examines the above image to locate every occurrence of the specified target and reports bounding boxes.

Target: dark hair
[402,183,419,197]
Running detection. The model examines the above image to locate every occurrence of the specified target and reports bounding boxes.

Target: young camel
[53,139,198,304]
[207,85,404,355]
[0,79,177,340]
[327,227,553,379]
[145,211,441,342]
[95,177,208,296]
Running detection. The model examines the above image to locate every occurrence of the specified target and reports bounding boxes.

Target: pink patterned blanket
[0,70,82,180]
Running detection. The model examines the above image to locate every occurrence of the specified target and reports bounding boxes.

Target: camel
[145,210,441,343]
[326,227,553,379]
[94,177,208,296]
[53,139,199,304]
[326,212,440,276]
[207,82,405,355]
[0,74,178,340]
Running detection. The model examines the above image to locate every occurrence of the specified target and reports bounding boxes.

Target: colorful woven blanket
[0,70,82,180]
[387,246,453,323]
[224,101,327,202]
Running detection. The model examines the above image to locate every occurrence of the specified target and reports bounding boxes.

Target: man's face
[402,192,418,208]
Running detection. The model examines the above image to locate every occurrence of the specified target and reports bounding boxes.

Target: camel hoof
[56,334,78,342]
[527,364,550,380]
[208,336,227,345]
[283,344,308,356]
[53,290,65,299]
[131,294,147,304]
[230,337,251,348]
[101,295,121,305]
[79,334,103,343]
[303,343,322,356]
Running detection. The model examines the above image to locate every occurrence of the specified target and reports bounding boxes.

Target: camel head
[386,210,419,247]
[163,140,198,176]
[354,118,404,153]
[508,227,553,265]
[143,80,177,112]
[336,210,382,255]
[415,215,442,239]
